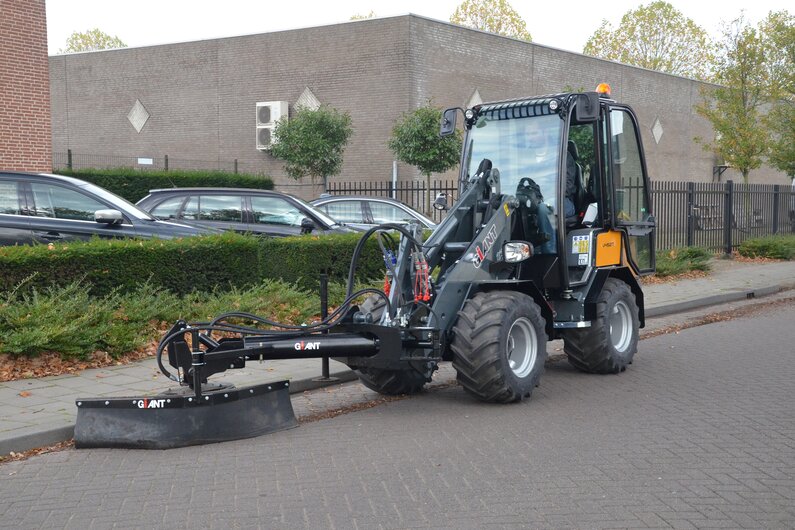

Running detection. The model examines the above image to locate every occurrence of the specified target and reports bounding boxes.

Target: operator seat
[566,140,588,228]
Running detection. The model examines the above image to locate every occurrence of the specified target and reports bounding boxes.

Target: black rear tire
[357,367,429,395]
[451,291,547,403]
[355,295,431,395]
[562,278,639,374]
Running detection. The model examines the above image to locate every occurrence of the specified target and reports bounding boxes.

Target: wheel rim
[609,300,633,353]
[506,317,538,378]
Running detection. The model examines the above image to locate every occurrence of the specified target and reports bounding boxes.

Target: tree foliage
[695,17,770,183]
[270,105,353,189]
[583,1,714,80]
[449,0,531,41]
[350,11,377,20]
[761,11,795,179]
[60,28,127,53]
[389,104,462,212]
[389,104,462,178]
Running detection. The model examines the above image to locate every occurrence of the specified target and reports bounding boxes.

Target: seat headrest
[567,140,580,161]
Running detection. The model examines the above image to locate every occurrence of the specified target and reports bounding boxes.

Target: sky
[45,0,790,56]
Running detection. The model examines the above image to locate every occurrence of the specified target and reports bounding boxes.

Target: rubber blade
[74,381,297,449]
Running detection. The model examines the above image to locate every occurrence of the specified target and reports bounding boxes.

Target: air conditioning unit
[256,101,288,150]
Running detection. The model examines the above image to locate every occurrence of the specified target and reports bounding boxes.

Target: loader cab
[452,85,655,291]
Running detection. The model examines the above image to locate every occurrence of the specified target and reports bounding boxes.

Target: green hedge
[259,234,383,290]
[54,168,274,203]
[737,235,795,260]
[0,232,384,296]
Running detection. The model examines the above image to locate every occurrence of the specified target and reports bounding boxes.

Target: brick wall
[48,15,787,196]
[0,0,51,171]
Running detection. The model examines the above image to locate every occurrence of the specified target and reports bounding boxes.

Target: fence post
[67,149,72,170]
[772,184,780,234]
[234,159,238,174]
[686,182,695,247]
[164,154,169,171]
[723,180,733,256]
[392,161,398,199]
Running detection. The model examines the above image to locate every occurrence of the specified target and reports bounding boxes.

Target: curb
[645,285,788,318]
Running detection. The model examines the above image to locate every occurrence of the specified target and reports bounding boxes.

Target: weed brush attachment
[74,381,297,449]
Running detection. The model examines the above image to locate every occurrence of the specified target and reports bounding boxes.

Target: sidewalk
[2,258,794,455]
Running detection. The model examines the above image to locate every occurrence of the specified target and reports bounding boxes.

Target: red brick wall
[0,0,51,171]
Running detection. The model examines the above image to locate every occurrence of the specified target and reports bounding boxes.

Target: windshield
[465,113,562,214]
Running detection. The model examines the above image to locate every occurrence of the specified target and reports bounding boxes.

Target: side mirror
[300,217,316,234]
[433,192,449,211]
[439,108,458,137]
[575,93,600,123]
[95,209,123,225]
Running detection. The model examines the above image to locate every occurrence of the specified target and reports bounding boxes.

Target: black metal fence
[53,150,241,173]
[330,179,795,252]
[326,179,460,223]
[652,181,795,253]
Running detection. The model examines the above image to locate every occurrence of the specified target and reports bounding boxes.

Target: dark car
[310,195,437,231]
[136,188,355,237]
[0,172,212,246]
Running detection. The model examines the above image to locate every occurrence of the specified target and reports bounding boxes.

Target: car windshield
[465,113,562,213]
[77,181,156,221]
[290,196,339,227]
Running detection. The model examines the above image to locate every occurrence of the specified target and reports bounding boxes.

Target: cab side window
[610,109,649,224]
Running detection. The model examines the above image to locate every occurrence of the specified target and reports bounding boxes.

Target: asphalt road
[1,305,794,529]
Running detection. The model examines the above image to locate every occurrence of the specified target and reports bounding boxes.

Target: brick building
[48,15,786,196]
[1,0,51,171]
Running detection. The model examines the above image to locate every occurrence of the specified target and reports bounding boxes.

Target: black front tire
[451,291,547,403]
[562,278,639,374]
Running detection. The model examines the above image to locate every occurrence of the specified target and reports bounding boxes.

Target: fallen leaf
[18,391,31,398]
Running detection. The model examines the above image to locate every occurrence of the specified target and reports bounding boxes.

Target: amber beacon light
[596,83,612,96]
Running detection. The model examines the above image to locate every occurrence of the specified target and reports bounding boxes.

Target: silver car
[311,195,436,231]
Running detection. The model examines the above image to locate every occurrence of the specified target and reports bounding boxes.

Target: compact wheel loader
[75,85,656,449]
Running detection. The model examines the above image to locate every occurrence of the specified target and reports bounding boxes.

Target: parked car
[310,195,437,231]
[136,188,356,237]
[0,172,213,246]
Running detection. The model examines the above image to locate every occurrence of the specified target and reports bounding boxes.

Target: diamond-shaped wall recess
[652,117,664,144]
[127,100,150,133]
[467,89,483,108]
[295,87,321,111]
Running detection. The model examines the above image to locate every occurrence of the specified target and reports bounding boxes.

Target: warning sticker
[571,235,590,254]
[578,254,589,266]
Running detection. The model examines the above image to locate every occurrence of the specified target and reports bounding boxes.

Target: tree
[766,103,795,179]
[60,29,127,53]
[388,103,462,213]
[695,16,770,185]
[270,105,353,192]
[583,1,714,81]
[350,11,376,20]
[449,0,531,41]
[760,11,795,179]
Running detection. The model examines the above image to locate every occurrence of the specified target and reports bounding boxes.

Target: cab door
[604,105,655,274]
